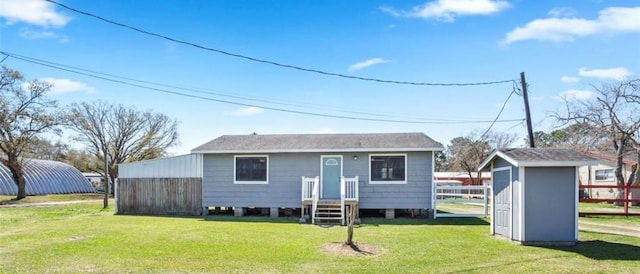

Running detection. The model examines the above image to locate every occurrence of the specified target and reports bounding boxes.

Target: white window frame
[594,168,614,181]
[234,155,269,184]
[369,153,407,184]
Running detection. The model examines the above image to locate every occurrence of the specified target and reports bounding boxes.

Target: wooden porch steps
[315,199,342,225]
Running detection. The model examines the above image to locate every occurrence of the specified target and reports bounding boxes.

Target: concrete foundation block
[385,209,395,219]
[234,207,244,217]
[270,207,279,218]
[202,207,209,216]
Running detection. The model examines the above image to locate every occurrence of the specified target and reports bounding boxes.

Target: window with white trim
[234,155,268,184]
[370,154,406,184]
[595,169,614,181]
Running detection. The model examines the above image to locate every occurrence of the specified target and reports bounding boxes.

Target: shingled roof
[191,133,443,153]
[478,148,599,170]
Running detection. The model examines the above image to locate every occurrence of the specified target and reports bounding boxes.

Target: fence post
[624,184,629,215]
[483,184,488,216]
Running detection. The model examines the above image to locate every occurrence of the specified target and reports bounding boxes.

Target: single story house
[579,151,639,202]
[191,132,444,223]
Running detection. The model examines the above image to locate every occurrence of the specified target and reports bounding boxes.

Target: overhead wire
[45,0,516,87]
[1,51,524,125]
[478,80,520,139]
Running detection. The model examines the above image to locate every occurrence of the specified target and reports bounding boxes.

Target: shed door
[493,169,511,237]
[321,156,342,199]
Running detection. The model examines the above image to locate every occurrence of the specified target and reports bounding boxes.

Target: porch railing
[301,176,317,202]
[340,176,359,225]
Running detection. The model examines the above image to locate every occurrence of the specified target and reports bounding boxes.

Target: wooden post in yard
[103,145,109,209]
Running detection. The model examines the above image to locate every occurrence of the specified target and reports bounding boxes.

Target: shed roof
[478,148,599,170]
[191,132,443,153]
[0,159,96,195]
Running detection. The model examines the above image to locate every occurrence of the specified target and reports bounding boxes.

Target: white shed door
[493,169,511,237]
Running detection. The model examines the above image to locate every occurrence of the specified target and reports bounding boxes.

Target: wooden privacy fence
[116,178,202,216]
[579,184,640,216]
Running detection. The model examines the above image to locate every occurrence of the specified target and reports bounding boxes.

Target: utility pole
[521,72,535,148]
[103,143,109,209]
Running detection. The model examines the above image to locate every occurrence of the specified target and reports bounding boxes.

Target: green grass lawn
[1,202,639,273]
[0,193,105,205]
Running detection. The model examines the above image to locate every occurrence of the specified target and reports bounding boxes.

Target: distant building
[0,159,95,195]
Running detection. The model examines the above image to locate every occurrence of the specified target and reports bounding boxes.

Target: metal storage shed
[0,159,95,195]
[478,148,598,245]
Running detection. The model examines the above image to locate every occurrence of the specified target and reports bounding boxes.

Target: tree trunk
[613,139,626,206]
[5,156,27,200]
[345,205,355,246]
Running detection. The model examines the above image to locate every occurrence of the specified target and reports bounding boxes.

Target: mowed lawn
[1,201,640,273]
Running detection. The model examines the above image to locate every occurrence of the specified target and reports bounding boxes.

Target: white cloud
[557,89,595,101]
[578,67,633,81]
[0,0,70,27]
[503,6,640,44]
[19,28,57,39]
[548,7,576,18]
[382,0,510,22]
[348,58,390,72]
[231,106,263,117]
[560,76,580,83]
[39,78,95,94]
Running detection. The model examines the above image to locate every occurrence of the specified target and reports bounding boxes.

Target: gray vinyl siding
[358,151,433,209]
[202,151,433,209]
[512,179,521,241]
[523,167,576,242]
[202,153,320,208]
[493,158,512,169]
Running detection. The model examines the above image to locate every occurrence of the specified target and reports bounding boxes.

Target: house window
[370,154,406,184]
[595,169,614,181]
[234,155,268,184]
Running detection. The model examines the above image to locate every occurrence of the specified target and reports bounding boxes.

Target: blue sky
[1,0,639,155]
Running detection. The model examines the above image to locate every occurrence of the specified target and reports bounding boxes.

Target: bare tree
[447,131,516,184]
[555,79,640,202]
[0,66,60,200]
[65,101,179,184]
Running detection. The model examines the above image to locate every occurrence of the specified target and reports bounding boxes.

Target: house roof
[478,148,599,170]
[191,132,444,154]
[582,151,637,166]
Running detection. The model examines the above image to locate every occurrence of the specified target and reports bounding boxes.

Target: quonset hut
[0,159,95,195]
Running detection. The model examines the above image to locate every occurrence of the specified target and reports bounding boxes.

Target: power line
[479,81,519,139]
[2,51,519,123]
[45,0,516,87]
[2,51,524,125]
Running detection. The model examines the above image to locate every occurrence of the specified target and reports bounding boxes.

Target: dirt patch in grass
[321,242,385,257]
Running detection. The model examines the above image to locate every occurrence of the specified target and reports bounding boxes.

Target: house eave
[191,147,444,154]
[515,160,600,167]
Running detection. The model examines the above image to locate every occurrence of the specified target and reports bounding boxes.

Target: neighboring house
[82,172,104,190]
[189,132,444,223]
[0,159,96,195]
[434,172,491,185]
[579,151,639,201]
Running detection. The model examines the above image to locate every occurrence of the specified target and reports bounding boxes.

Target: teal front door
[321,156,342,199]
